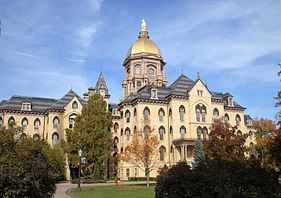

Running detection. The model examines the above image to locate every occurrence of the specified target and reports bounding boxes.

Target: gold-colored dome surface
[126,19,162,58]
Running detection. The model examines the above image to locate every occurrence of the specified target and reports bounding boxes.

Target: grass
[70,185,155,198]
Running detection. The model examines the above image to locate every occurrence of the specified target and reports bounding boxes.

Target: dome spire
[139,18,149,39]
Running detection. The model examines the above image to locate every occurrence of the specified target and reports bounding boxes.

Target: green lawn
[70,185,155,198]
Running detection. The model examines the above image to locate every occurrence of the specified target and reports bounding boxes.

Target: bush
[155,159,281,198]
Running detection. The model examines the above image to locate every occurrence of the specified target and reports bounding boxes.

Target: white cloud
[87,0,103,12]
[77,24,98,47]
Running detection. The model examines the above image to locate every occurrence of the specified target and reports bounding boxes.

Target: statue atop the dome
[141,19,147,32]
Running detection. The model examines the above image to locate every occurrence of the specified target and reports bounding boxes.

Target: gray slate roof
[0,90,85,113]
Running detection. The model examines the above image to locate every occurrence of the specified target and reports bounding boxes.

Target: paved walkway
[54,181,155,198]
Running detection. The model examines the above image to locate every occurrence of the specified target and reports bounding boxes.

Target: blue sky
[0,0,280,120]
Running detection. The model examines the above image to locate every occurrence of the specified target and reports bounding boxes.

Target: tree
[275,64,281,127]
[120,118,160,187]
[62,95,112,180]
[253,117,276,168]
[0,126,65,198]
[267,127,281,171]
[204,118,248,161]
[193,140,205,167]
[155,159,281,198]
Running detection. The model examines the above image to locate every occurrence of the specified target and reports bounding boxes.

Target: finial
[141,19,147,32]
[197,72,200,79]
[181,68,183,75]
[70,84,73,91]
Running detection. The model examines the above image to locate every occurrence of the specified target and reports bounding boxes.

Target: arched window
[158,108,165,122]
[143,107,150,118]
[197,127,203,140]
[180,126,186,139]
[0,117,3,128]
[224,113,229,123]
[20,133,27,140]
[114,123,119,133]
[125,128,130,141]
[134,108,137,122]
[53,117,59,129]
[120,147,123,154]
[52,132,59,146]
[69,114,77,129]
[159,126,165,141]
[21,117,28,130]
[195,104,207,123]
[125,110,130,123]
[159,146,166,161]
[235,114,241,126]
[33,134,40,141]
[213,108,219,119]
[179,105,185,122]
[114,136,119,145]
[144,125,150,136]
[170,126,173,138]
[72,101,78,109]
[120,128,123,136]
[34,118,40,130]
[237,130,242,136]
[169,108,172,120]
[203,127,208,140]
[8,117,15,128]
[170,145,173,153]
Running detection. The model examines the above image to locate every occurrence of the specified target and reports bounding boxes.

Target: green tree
[0,126,65,198]
[204,118,248,161]
[62,95,112,179]
[193,140,205,167]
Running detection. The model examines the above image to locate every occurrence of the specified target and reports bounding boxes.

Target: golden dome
[126,19,162,58]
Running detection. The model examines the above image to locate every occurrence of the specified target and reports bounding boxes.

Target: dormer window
[228,97,233,106]
[21,102,31,111]
[151,89,158,99]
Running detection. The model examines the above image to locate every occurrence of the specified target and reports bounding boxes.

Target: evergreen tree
[62,95,112,179]
[193,140,205,166]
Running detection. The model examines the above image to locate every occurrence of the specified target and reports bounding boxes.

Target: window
[120,147,123,154]
[170,126,173,138]
[169,108,172,120]
[114,137,119,145]
[52,132,59,146]
[120,128,123,136]
[179,105,185,122]
[197,127,203,140]
[235,115,241,126]
[34,118,40,130]
[144,125,149,136]
[125,110,130,123]
[158,108,165,122]
[125,128,130,141]
[170,145,173,153]
[143,107,150,118]
[114,123,119,133]
[53,117,59,129]
[21,118,28,130]
[72,101,78,109]
[228,97,233,106]
[33,134,40,141]
[203,127,208,140]
[69,114,77,129]
[237,130,242,136]
[20,133,27,140]
[134,108,137,122]
[224,114,229,123]
[8,117,15,128]
[213,108,219,119]
[134,126,137,134]
[197,90,203,96]
[195,104,207,123]
[21,102,31,111]
[180,126,186,139]
[151,89,158,99]
[159,146,166,161]
[126,168,130,178]
[159,126,165,141]
[0,117,3,128]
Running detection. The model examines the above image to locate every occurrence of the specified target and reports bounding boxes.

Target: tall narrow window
[197,127,202,140]
[213,108,219,119]
[159,146,166,161]
[125,128,130,141]
[203,127,208,140]
[180,126,186,139]
[53,117,59,129]
[114,123,119,133]
[179,106,185,122]
[224,114,229,123]
[235,114,241,126]
[125,110,130,123]
[133,108,137,123]
[169,108,172,121]
[52,132,59,146]
[170,126,173,139]
[202,109,206,123]
[69,114,77,129]
[195,104,207,123]
[8,117,15,129]
[159,126,165,141]
[34,118,40,131]
[158,108,165,122]
[143,107,150,118]
[72,101,78,109]
[21,117,28,130]
[0,117,3,128]
[196,109,200,122]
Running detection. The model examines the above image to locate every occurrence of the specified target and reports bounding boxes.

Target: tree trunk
[146,167,150,187]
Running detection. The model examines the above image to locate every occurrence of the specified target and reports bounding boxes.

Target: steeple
[95,72,109,96]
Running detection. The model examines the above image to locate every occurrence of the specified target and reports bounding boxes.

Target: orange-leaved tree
[204,118,248,161]
[120,118,159,187]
